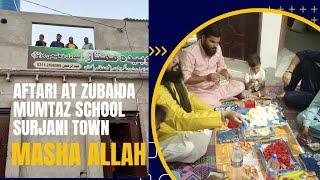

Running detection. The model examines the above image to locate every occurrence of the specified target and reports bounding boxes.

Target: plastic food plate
[255,138,302,175]
[236,108,286,128]
[217,129,240,144]
[299,153,320,172]
[241,122,275,141]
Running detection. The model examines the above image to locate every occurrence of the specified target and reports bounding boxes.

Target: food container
[241,125,275,141]
[235,106,286,128]
[217,129,240,144]
[299,153,320,172]
[255,139,302,175]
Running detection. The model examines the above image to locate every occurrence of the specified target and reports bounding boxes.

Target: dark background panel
[148,1,320,179]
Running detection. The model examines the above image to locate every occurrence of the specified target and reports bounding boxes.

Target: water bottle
[231,145,243,179]
[266,154,280,180]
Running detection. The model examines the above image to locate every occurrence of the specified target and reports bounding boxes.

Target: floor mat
[168,131,216,180]
[266,85,300,133]
[167,85,303,179]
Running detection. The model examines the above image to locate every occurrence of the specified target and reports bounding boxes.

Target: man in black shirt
[35,34,46,46]
[50,34,64,48]
[282,50,320,110]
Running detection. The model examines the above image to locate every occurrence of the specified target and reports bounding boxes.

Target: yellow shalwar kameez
[156,83,223,163]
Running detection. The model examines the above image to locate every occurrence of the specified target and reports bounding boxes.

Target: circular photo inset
[151,9,320,180]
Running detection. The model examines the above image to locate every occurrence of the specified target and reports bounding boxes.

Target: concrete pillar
[5,102,21,177]
[259,13,283,69]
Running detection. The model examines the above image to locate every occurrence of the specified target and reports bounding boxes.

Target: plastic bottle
[230,145,243,180]
[266,154,280,180]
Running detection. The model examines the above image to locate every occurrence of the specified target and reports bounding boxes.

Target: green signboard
[28,46,149,72]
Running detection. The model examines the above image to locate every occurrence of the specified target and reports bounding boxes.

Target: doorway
[100,111,147,178]
[218,13,260,60]
[0,109,10,177]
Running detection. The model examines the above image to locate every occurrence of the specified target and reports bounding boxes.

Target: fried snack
[246,127,271,137]
[239,141,252,155]
[242,165,259,180]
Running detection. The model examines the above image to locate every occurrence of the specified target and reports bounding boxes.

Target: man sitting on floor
[179,24,245,107]
[282,50,320,110]
[297,90,320,135]
[156,58,243,163]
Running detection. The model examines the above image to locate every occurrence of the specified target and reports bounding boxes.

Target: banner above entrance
[27,46,149,72]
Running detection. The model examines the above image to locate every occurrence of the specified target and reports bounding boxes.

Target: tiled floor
[225,48,292,86]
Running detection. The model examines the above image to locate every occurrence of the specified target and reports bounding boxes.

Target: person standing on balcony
[65,36,78,49]
[50,34,64,48]
[82,37,94,50]
[35,34,47,46]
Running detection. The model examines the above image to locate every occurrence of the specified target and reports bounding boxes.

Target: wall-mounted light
[6,72,10,82]
[63,75,67,83]
[1,18,7,24]
[35,74,39,82]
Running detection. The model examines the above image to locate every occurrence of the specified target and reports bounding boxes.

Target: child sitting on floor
[244,54,268,98]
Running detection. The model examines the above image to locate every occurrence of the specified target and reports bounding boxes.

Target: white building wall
[259,13,282,69]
